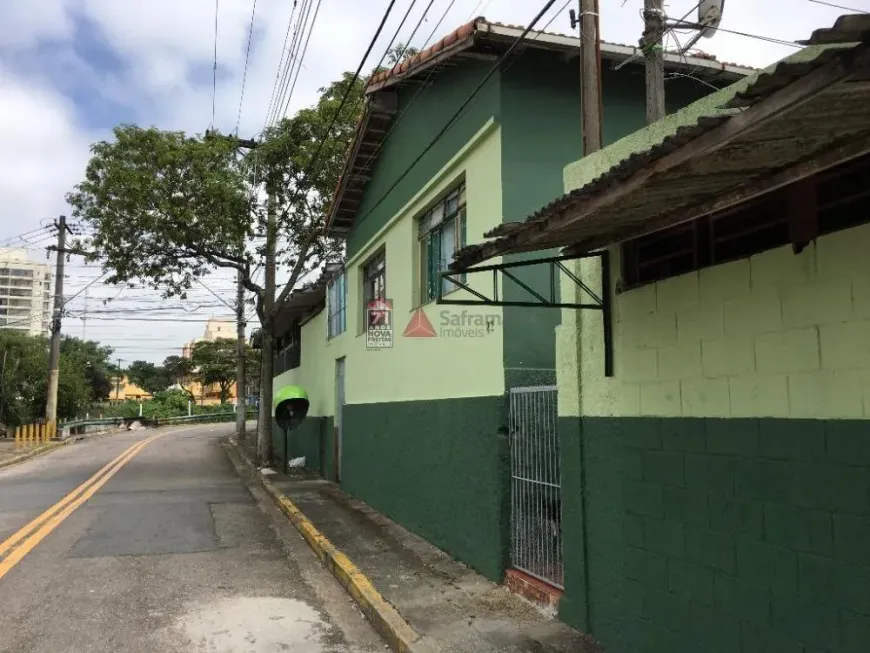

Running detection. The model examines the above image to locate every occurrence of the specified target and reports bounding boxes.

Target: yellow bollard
[27,424,34,448]
[14,426,21,451]
[41,423,47,444]
[48,421,55,441]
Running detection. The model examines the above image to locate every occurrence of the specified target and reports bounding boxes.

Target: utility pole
[643,0,666,124]
[576,0,603,154]
[257,192,277,466]
[235,268,247,440]
[45,215,70,423]
[207,130,260,444]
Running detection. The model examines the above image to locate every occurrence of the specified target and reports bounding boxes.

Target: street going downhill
[0,425,383,653]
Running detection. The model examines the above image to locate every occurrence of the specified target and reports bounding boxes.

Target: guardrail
[153,410,256,427]
[58,409,257,435]
[13,421,58,450]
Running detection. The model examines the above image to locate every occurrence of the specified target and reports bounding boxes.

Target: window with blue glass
[419,183,466,303]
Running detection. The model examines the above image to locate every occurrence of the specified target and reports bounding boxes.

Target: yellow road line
[0,435,156,560]
[0,429,176,580]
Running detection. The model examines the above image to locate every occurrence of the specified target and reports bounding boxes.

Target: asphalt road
[0,423,384,653]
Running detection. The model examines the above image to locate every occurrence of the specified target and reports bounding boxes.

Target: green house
[272,18,752,586]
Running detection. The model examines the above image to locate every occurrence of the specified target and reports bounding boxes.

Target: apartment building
[0,248,52,337]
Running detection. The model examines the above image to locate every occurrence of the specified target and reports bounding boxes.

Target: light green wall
[558,222,870,419]
[274,307,334,416]
[276,119,506,408]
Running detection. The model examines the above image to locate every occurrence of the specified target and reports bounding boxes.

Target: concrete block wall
[581,222,870,419]
[555,222,870,652]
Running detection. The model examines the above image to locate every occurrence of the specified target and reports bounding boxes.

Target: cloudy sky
[0,0,857,363]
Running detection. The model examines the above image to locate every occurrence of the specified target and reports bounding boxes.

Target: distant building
[182,317,235,358]
[0,248,52,337]
[180,317,237,405]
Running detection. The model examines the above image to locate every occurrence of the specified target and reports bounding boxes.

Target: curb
[227,439,431,653]
[0,440,67,470]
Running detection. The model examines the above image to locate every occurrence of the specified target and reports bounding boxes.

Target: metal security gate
[509,385,563,588]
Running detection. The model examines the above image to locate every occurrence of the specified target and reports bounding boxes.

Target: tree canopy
[126,360,171,396]
[0,332,115,428]
[66,69,370,464]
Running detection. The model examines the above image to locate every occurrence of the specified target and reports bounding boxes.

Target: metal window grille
[361,251,386,331]
[419,183,467,303]
[509,385,563,589]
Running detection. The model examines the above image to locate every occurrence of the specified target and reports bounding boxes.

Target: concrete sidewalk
[267,472,599,653]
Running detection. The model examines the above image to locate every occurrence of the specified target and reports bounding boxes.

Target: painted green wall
[499,51,728,390]
[346,61,500,259]
[341,395,510,582]
[273,123,507,480]
[560,415,870,653]
[555,173,870,649]
[559,223,870,420]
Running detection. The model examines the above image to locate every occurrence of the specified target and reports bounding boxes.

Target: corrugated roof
[799,13,870,45]
[449,16,870,272]
[324,16,757,238]
[273,263,343,336]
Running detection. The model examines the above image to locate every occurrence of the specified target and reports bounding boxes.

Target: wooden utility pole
[45,215,69,423]
[643,0,666,123]
[208,131,260,444]
[235,268,247,440]
[579,0,603,154]
[257,192,277,466]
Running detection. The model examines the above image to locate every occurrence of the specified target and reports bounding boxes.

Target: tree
[386,42,419,66]
[0,332,110,429]
[190,338,236,404]
[163,355,196,397]
[126,360,171,396]
[67,71,364,465]
[60,337,115,402]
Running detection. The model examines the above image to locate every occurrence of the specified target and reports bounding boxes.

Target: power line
[354,0,559,229]
[354,0,567,185]
[807,0,869,13]
[297,0,400,188]
[235,0,260,135]
[264,0,301,129]
[267,0,312,129]
[211,0,220,127]
[277,0,324,123]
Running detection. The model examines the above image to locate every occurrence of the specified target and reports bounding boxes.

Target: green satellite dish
[274,384,310,430]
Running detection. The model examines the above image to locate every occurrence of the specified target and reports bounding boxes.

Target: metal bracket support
[438,251,614,377]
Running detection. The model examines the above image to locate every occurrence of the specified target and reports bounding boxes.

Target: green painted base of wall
[342,395,509,582]
[559,416,870,653]
[287,416,335,478]
[271,415,337,478]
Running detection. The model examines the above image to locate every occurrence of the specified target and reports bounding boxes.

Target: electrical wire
[264,1,301,129]
[277,0,324,122]
[266,0,312,129]
[807,0,869,14]
[353,0,559,230]
[235,0,260,135]
[296,0,400,189]
[334,0,454,190]
[211,0,220,127]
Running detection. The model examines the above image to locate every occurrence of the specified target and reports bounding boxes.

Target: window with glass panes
[327,271,346,339]
[419,183,466,303]
[361,251,386,330]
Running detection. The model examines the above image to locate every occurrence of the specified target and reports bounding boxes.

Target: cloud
[0,0,846,360]
[0,64,98,234]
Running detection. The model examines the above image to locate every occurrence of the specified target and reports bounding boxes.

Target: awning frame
[437,251,614,377]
